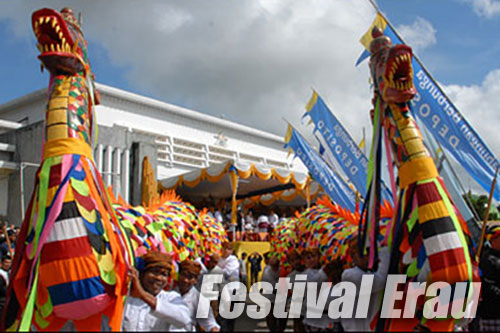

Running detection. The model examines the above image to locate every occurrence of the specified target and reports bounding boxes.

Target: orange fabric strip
[39,255,100,287]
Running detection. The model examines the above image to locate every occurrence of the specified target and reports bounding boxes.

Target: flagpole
[477,167,499,260]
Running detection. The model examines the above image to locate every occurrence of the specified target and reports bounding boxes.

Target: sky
[0,0,499,194]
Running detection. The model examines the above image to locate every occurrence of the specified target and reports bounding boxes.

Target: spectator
[217,242,240,332]
[257,214,269,233]
[245,210,254,228]
[473,231,500,330]
[239,252,248,287]
[214,209,224,224]
[261,255,285,332]
[198,253,225,322]
[207,207,215,219]
[269,209,279,229]
[303,259,344,332]
[248,252,263,285]
[236,212,244,235]
[286,249,305,332]
[0,229,15,258]
[0,255,11,285]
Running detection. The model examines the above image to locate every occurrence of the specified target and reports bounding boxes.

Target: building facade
[0,83,307,225]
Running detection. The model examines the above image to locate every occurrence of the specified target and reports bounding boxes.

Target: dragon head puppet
[33,7,89,76]
[32,7,100,106]
[369,26,416,105]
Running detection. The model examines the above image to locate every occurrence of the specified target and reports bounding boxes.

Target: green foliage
[463,191,499,221]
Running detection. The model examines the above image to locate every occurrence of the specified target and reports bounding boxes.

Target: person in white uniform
[217,242,240,331]
[176,260,220,331]
[340,237,390,332]
[122,251,191,331]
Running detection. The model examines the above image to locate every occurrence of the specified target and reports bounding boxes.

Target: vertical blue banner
[358,13,500,201]
[304,91,369,197]
[304,91,394,204]
[284,125,356,211]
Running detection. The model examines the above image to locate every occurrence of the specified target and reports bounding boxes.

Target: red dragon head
[369,26,416,104]
[32,7,90,76]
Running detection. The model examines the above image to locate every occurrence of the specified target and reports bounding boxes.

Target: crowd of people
[118,227,500,332]
[0,225,18,316]
[206,205,305,241]
[2,215,500,331]
[122,242,244,331]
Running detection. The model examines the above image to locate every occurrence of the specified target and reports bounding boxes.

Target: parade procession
[0,1,499,332]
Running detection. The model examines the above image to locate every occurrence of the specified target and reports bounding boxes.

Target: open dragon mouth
[32,8,84,74]
[382,45,416,103]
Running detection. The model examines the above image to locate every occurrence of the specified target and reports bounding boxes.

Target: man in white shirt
[285,249,305,332]
[261,255,285,332]
[214,210,224,224]
[177,260,220,331]
[217,242,240,284]
[122,251,191,331]
[197,253,225,319]
[245,210,255,227]
[340,237,390,332]
[217,242,240,332]
[268,209,279,229]
[303,259,344,332]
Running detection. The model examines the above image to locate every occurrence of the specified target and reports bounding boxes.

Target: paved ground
[235,312,294,332]
[232,298,294,332]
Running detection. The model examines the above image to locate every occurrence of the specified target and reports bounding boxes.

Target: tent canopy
[159,161,321,207]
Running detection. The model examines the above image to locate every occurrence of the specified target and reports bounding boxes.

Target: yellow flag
[360,13,387,50]
[359,137,366,149]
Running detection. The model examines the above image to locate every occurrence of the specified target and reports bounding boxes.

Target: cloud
[71,0,378,143]
[468,0,500,18]
[1,1,498,196]
[443,68,500,157]
[396,17,437,53]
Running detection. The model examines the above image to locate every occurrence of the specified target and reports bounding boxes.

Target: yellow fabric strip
[399,157,438,189]
[43,138,93,160]
[419,200,449,224]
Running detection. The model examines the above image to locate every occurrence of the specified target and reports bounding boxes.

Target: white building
[0,83,311,224]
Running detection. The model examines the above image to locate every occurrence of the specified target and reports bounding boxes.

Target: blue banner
[284,125,357,211]
[304,91,394,204]
[358,13,500,201]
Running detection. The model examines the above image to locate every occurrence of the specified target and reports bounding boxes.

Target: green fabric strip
[433,179,473,281]
[19,259,41,331]
[30,157,55,259]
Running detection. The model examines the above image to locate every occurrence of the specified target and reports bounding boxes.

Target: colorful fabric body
[4,8,130,332]
[365,28,479,331]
